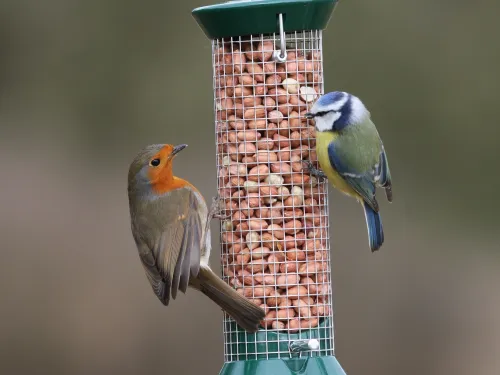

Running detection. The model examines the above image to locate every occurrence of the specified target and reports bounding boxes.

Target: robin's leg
[303,160,327,181]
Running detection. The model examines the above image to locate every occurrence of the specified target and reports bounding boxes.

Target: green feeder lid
[192,0,338,39]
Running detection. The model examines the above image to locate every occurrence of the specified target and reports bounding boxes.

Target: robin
[127,143,265,332]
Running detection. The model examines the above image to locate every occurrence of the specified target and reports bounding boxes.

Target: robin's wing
[135,187,205,306]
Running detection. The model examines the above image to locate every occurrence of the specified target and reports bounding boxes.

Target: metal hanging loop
[272,13,287,63]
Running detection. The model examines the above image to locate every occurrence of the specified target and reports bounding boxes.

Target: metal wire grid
[212,30,334,361]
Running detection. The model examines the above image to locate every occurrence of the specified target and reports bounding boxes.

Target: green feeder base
[220,356,346,375]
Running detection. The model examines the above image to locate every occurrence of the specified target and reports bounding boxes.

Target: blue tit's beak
[172,144,188,157]
[304,112,314,119]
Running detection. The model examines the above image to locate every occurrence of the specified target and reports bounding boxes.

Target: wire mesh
[212,30,333,361]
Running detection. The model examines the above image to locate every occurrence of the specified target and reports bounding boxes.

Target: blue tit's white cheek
[314,111,341,132]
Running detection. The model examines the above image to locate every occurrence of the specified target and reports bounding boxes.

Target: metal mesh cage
[212,29,334,361]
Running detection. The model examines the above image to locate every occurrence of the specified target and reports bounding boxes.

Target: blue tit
[305,91,392,252]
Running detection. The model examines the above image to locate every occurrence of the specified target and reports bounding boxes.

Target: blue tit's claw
[302,160,327,180]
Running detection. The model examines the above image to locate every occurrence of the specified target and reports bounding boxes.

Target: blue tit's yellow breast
[316,132,359,199]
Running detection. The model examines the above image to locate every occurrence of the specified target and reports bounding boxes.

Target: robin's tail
[194,266,265,332]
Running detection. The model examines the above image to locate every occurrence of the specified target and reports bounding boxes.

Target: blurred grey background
[1,0,499,374]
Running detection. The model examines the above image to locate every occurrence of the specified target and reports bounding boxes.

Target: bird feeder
[192,1,345,374]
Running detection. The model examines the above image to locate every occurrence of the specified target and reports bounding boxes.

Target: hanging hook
[272,13,287,63]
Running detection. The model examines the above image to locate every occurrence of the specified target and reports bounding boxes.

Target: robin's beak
[171,144,188,157]
[304,112,314,119]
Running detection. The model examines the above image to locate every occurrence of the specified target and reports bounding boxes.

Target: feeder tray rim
[192,0,338,40]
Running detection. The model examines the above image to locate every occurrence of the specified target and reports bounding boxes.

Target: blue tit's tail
[363,202,384,252]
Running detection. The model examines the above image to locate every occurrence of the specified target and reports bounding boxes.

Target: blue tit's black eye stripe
[315,111,331,117]
[150,158,160,167]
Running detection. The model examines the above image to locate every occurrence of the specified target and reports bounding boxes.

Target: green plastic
[224,318,333,361]
[192,0,338,39]
[221,318,347,373]
[220,356,346,375]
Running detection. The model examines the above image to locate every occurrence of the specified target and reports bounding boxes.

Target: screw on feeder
[272,14,287,63]
[289,338,320,353]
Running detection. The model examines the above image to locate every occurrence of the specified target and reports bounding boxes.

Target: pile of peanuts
[214,39,331,331]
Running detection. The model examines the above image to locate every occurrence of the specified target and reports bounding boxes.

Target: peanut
[292,299,312,319]
[243,286,272,298]
[255,151,278,163]
[272,321,286,330]
[266,74,282,85]
[300,277,318,294]
[247,119,267,130]
[248,165,269,181]
[254,273,276,285]
[239,73,255,86]
[287,285,309,299]
[251,247,271,259]
[276,273,300,287]
[268,110,284,124]
[256,138,275,150]
[268,87,288,104]
[267,224,285,240]
[284,220,303,235]
[260,233,282,251]
[277,308,296,320]
[243,180,259,193]
[263,61,277,73]
[285,248,306,261]
[245,62,265,82]
[246,259,268,273]
[240,156,256,167]
[255,41,274,62]
[287,318,300,332]
[270,162,292,175]
[298,262,325,275]
[261,310,276,328]
[237,142,256,156]
[248,219,268,231]
[282,78,300,94]
[266,290,284,307]
[273,134,290,148]
[244,106,266,120]
[299,318,319,329]
[245,231,260,250]
[237,269,255,286]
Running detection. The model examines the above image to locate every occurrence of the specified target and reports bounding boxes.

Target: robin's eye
[150,158,160,167]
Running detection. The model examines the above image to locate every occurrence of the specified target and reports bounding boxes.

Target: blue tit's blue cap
[317,91,346,106]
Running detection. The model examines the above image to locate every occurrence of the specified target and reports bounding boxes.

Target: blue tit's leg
[303,161,327,181]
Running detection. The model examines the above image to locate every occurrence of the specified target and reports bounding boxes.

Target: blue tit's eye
[150,158,160,167]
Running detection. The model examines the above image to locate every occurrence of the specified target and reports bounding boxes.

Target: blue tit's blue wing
[374,146,393,202]
[328,141,379,212]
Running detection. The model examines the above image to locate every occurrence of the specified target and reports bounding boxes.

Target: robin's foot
[209,195,229,220]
